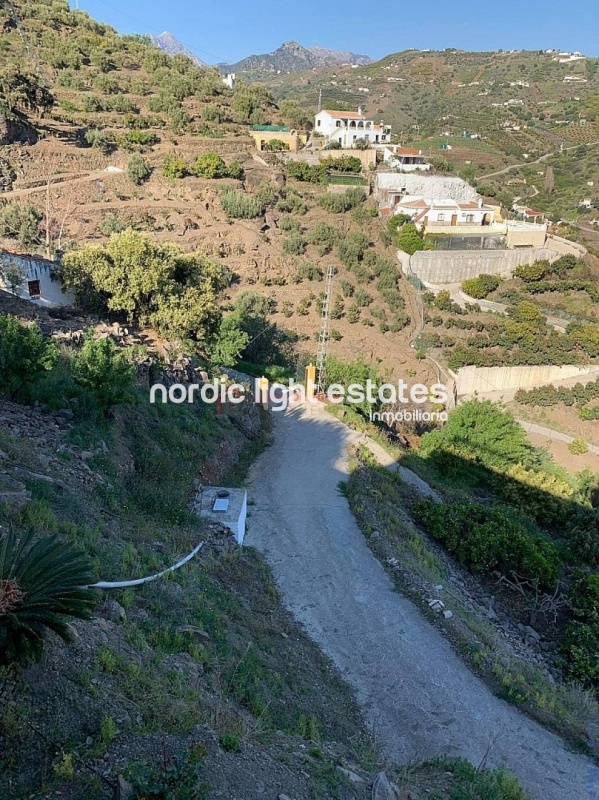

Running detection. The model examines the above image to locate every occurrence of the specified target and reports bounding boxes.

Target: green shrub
[413,499,560,587]
[263,138,289,152]
[278,216,302,233]
[99,212,125,235]
[127,153,151,185]
[396,223,427,255]
[72,332,135,415]
[282,233,307,255]
[0,201,42,247]
[122,129,159,147]
[295,262,323,282]
[513,261,550,282]
[561,575,599,685]
[84,128,113,154]
[318,188,365,213]
[319,154,362,173]
[307,222,341,255]
[568,438,589,455]
[0,529,95,665]
[162,153,188,179]
[219,732,240,752]
[0,316,57,399]
[219,189,263,219]
[190,152,228,178]
[461,274,501,299]
[286,161,327,184]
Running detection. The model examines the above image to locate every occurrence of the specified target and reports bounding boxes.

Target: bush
[127,153,151,185]
[0,529,95,665]
[513,261,550,282]
[122,129,159,147]
[0,316,57,398]
[307,222,340,255]
[162,153,187,179]
[295,262,323,282]
[282,233,307,255]
[84,128,113,154]
[318,188,365,213]
[396,223,427,255]
[319,155,362,173]
[0,201,42,247]
[413,499,559,587]
[72,332,135,414]
[263,139,289,152]
[568,438,589,455]
[461,274,501,299]
[286,161,327,184]
[219,189,263,219]
[561,575,599,685]
[190,152,228,179]
[99,212,125,235]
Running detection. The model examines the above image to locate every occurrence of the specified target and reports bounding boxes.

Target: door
[27,280,41,297]
[451,214,457,226]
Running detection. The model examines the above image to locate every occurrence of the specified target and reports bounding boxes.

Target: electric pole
[315,264,335,395]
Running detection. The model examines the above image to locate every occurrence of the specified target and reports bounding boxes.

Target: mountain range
[150,34,371,74]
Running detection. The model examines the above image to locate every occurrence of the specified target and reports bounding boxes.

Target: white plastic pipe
[89,542,204,589]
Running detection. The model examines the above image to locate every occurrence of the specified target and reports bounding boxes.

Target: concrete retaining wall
[408,247,558,283]
[455,364,599,396]
[546,234,587,258]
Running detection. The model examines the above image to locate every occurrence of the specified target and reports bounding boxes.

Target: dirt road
[247,404,594,800]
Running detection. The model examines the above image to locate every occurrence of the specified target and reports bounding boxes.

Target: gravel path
[246,404,594,800]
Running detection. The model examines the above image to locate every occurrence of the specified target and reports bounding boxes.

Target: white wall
[0,252,75,307]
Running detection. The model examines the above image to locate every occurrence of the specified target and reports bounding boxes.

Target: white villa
[395,196,496,228]
[314,108,391,148]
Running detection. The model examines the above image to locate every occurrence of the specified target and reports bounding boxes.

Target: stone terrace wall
[408,247,558,284]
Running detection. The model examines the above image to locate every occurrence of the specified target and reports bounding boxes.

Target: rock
[57,408,74,420]
[372,771,397,800]
[337,767,364,784]
[103,600,127,624]
[443,610,454,620]
[434,584,443,592]
[523,625,540,641]
[278,795,292,800]
[116,775,134,800]
[176,625,211,643]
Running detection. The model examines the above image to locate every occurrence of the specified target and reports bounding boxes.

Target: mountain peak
[149,31,207,68]
[221,41,372,74]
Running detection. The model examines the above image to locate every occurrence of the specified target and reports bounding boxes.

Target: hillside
[262,48,599,175]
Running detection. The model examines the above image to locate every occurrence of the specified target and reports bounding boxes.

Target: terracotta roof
[413,209,430,223]
[458,202,480,209]
[399,199,429,208]
[395,148,421,156]
[321,110,365,119]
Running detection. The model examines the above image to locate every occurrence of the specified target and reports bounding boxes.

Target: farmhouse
[250,125,307,152]
[314,108,391,148]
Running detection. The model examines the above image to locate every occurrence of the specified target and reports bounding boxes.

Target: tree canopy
[60,230,230,345]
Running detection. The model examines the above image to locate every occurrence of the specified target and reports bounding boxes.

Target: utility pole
[318,87,322,112]
[315,264,335,395]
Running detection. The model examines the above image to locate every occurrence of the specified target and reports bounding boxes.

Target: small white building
[314,108,391,148]
[0,251,74,307]
[222,73,236,89]
[383,146,431,171]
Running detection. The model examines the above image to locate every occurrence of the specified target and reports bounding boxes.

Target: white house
[0,251,74,307]
[382,146,431,171]
[394,196,496,228]
[314,108,391,148]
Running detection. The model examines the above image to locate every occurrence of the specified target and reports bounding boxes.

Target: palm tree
[0,530,96,665]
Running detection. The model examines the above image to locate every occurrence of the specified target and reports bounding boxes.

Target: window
[437,213,445,222]
[28,280,41,297]
[335,120,341,128]
[466,214,474,223]
[317,119,321,127]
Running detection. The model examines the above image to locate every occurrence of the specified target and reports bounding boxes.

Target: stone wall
[407,247,558,284]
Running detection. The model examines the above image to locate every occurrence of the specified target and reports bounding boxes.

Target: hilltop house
[314,108,391,148]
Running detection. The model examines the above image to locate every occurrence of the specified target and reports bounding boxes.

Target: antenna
[315,264,335,395]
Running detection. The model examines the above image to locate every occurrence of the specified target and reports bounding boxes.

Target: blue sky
[76,0,599,64]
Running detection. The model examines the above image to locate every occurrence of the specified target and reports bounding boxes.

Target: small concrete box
[194,487,247,545]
